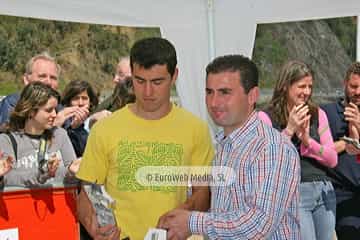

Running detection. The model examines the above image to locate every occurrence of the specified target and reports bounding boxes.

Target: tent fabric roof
[0,0,360,126]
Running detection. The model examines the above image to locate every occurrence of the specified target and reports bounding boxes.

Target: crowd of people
[0,36,360,240]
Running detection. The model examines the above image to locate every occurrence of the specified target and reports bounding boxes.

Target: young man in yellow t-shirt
[76,37,214,240]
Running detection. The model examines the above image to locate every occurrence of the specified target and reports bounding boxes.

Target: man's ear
[248,86,259,106]
[171,67,178,85]
[23,74,30,86]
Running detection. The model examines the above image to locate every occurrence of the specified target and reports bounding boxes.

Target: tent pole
[206,0,219,138]
[357,16,360,61]
[207,0,215,60]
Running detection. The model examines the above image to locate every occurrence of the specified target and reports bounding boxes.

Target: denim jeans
[299,181,336,240]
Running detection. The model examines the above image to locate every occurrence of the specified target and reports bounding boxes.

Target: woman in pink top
[258,60,337,240]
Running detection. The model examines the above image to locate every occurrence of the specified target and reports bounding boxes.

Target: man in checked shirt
[158,55,301,239]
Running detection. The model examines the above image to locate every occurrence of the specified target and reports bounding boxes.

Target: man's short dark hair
[130,37,177,77]
[206,55,258,93]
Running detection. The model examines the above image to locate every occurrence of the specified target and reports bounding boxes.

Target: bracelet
[319,146,324,156]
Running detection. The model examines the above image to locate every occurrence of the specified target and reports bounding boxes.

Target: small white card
[144,228,167,240]
[0,228,19,240]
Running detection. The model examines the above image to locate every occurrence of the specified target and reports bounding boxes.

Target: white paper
[0,228,19,240]
[144,228,167,240]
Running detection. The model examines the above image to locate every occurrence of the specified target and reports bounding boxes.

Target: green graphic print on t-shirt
[116,140,183,192]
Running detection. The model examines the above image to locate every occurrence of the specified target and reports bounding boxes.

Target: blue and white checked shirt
[189,112,300,239]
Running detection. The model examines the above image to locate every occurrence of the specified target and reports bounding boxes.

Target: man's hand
[343,102,360,154]
[157,209,191,240]
[349,122,360,140]
[87,212,120,240]
[157,185,209,238]
[345,102,360,133]
[53,106,79,127]
[71,106,90,129]
[345,123,360,155]
[91,223,120,240]
[78,187,120,240]
[157,209,172,232]
[89,110,112,129]
[345,141,360,155]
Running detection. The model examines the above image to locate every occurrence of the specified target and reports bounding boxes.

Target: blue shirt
[0,92,65,126]
[0,93,20,125]
[321,99,360,191]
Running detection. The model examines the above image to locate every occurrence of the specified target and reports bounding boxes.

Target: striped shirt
[189,111,300,239]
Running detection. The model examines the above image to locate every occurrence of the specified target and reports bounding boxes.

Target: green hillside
[0,15,160,95]
[252,16,356,91]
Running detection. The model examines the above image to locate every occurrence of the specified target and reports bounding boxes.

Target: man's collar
[215,111,258,144]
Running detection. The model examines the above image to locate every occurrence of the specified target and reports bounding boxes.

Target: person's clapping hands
[71,105,90,129]
[296,117,311,146]
[285,104,311,138]
[0,151,14,176]
[47,153,60,178]
[345,102,360,134]
[344,102,360,154]
[53,106,79,127]
[53,105,90,129]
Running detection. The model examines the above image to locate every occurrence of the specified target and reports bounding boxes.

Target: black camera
[37,158,49,184]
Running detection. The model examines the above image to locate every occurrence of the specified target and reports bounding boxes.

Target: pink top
[258,109,337,168]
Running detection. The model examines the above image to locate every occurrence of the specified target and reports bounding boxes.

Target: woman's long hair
[61,80,98,112]
[9,82,60,140]
[266,60,318,128]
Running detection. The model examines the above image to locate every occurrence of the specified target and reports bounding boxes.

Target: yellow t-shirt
[76,104,214,240]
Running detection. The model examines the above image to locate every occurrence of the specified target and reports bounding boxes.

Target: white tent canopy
[1,0,360,123]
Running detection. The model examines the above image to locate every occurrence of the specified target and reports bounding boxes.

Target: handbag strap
[6,132,17,160]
